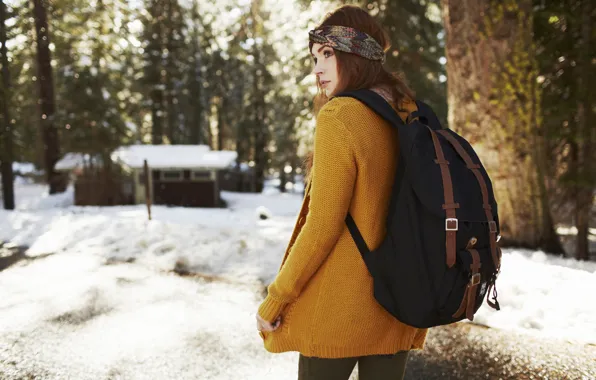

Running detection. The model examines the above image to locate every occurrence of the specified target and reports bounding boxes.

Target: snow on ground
[472,248,596,343]
[0,183,302,287]
[11,183,74,210]
[0,252,299,380]
[1,182,595,347]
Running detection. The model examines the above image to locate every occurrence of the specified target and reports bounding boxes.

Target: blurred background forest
[0,0,594,260]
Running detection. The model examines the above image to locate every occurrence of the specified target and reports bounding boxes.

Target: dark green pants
[298,351,409,380]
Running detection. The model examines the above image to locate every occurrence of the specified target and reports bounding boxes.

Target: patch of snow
[55,145,238,171]
[557,225,596,239]
[0,252,298,379]
[472,248,596,344]
[0,184,301,288]
[12,162,37,174]
[12,184,74,211]
[112,144,236,170]
[55,153,88,171]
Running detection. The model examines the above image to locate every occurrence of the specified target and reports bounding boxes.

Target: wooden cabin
[55,145,238,208]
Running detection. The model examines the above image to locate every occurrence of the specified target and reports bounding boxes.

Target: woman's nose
[313,62,323,76]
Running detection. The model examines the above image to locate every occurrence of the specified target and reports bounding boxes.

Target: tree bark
[165,0,176,144]
[147,0,164,145]
[188,0,204,145]
[252,68,266,193]
[166,91,176,144]
[0,0,14,209]
[575,0,594,260]
[441,0,562,251]
[217,98,225,151]
[32,0,61,194]
[251,0,266,194]
[278,163,287,193]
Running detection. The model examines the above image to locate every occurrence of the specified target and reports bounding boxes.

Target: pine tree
[0,0,15,209]
[31,0,61,194]
[163,0,185,144]
[142,0,166,144]
[185,0,209,145]
[534,0,596,259]
[52,0,131,159]
[7,0,42,167]
[141,0,186,145]
[249,0,274,193]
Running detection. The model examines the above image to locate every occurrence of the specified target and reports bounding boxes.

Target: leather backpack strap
[453,248,482,321]
[436,130,501,271]
[426,125,459,268]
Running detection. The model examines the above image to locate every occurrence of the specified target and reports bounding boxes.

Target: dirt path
[405,323,596,379]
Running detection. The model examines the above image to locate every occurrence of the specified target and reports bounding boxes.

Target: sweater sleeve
[258,105,357,322]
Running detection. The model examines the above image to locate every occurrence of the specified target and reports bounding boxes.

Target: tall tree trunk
[189,78,204,145]
[531,34,562,255]
[32,0,61,194]
[206,98,214,149]
[235,134,243,192]
[575,0,594,260]
[148,0,164,145]
[188,45,203,144]
[165,0,176,144]
[166,88,176,144]
[251,0,266,194]
[278,162,287,193]
[217,96,227,151]
[442,0,562,251]
[188,0,204,145]
[0,0,14,209]
[151,82,164,144]
[253,70,266,193]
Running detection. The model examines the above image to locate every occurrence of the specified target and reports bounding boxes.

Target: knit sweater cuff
[258,294,287,323]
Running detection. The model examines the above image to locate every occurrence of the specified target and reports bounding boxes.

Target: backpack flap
[408,125,499,224]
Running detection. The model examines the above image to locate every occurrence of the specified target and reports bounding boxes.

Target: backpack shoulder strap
[334,89,406,261]
[334,89,405,127]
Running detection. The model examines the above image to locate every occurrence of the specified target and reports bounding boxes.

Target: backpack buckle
[488,221,497,233]
[470,273,481,286]
[445,218,458,231]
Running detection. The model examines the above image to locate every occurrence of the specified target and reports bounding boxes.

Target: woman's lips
[320,80,330,87]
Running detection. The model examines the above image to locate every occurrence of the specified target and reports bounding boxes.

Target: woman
[256,5,428,380]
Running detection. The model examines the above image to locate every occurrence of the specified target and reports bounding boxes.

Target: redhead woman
[256,5,428,380]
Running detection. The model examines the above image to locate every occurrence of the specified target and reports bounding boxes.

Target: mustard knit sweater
[258,95,428,359]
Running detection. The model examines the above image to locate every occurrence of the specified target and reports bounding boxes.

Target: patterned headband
[308,25,386,63]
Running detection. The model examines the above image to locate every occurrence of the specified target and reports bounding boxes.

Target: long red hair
[304,5,414,183]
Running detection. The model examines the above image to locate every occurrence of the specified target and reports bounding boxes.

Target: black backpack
[335,89,502,329]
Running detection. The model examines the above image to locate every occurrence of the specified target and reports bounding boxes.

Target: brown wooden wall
[151,170,218,207]
[74,170,134,206]
[217,169,256,193]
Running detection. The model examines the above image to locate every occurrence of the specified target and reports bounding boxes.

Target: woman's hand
[256,314,281,332]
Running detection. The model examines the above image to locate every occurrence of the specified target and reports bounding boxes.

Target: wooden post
[144,159,152,220]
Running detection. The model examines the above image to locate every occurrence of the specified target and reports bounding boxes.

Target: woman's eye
[323,50,333,58]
